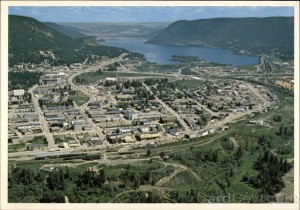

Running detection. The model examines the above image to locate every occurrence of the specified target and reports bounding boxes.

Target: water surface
[102,37,259,66]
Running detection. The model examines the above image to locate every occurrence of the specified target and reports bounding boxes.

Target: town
[8,53,293,161]
[5,7,296,204]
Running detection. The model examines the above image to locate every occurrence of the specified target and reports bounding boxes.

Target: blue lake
[102,37,259,66]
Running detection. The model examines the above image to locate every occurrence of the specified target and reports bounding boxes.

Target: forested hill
[9,15,127,66]
[147,17,294,60]
[43,22,87,38]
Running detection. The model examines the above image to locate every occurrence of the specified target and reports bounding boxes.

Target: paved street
[28,85,56,149]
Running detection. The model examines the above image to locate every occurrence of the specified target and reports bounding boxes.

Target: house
[160,116,177,123]
[123,110,138,120]
[184,118,196,128]
[118,127,132,134]
[249,120,263,125]
[199,129,209,137]
[136,133,160,140]
[218,126,229,131]
[13,89,25,97]
[138,126,150,133]
[20,129,32,135]
[267,92,279,101]
[31,128,43,134]
[59,142,69,148]
[116,94,133,101]
[93,117,107,123]
[107,133,123,140]
[185,132,198,139]
[88,101,101,108]
[89,137,100,141]
[208,128,215,134]
[105,110,122,115]
[83,126,92,131]
[139,119,152,125]
[123,136,135,143]
[23,113,39,121]
[46,116,64,121]
[73,124,83,131]
[68,141,81,148]
[27,144,45,151]
[50,126,60,132]
[169,129,182,136]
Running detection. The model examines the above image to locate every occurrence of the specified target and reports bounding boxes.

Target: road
[143,82,191,132]
[28,85,56,149]
[66,54,131,147]
[8,148,74,158]
[192,90,217,116]
[243,81,270,107]
[67,53,129,87]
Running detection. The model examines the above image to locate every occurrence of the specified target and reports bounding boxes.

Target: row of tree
[243,149,292,196]
[9,71,41,91]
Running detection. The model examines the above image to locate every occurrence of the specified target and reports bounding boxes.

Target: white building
[13,89,25,97]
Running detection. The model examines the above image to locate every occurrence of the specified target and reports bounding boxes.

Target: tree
[159,151,165,157]
[146,149,151,156]
[235,146,243,160]
[98,168,106,185]
[273,115,282,122]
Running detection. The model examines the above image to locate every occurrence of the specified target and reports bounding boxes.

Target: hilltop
[147,17,294,60]
[9,15,127,66]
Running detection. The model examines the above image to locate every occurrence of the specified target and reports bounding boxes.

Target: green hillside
[147,17,294,60]
[8,15,127,66]
[43,22,87,38]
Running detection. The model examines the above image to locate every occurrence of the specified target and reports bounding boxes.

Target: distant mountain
[9,15,128,66]
[59,22,169,38]
[43,22,87,38]
[147,17,294,60]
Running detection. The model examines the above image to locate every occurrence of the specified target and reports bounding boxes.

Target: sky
[9,6,294,23]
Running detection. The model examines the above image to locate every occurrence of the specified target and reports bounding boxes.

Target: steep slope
[9,15,127,66]
[147,17,294,60]
[43,22,87,38]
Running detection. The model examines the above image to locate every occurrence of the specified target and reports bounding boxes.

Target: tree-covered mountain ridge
[147,17,294,60]
[9,15,127,66]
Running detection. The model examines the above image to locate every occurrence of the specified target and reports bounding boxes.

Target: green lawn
[69,92,90,106]
[8,143,26,153]
[225,153,260,198]
[70,162,100,173]
[164,170,202,191]
[53,135,76,144]
[28,136,47,145]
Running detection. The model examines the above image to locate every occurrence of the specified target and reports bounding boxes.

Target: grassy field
[164,170,202,191]
[53,135,76,144]
[8,143,26,152]
[69,91,90,106]
[134,61,181,73]
[28,136,47,145]
[225,153,260,197]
